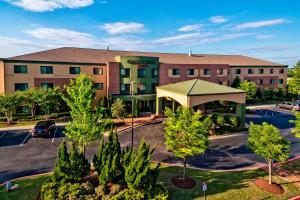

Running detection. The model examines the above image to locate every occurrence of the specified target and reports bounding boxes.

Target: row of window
[120,83,158,94]
[14,83,104,91]
[14,65,104,75]
[254,79,284,85]
[120,68,158,78]
[235,68,285,75]
[171,68,222,76]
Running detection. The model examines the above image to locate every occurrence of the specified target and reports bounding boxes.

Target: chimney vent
[189,50,192,56]
[106,46,110,50]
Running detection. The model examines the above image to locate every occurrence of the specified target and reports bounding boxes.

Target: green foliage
[53,141,71,183]
[69,143,90,182]
[95,185,109,197]
[93,130,124,185]
[0,92,22,122]
[238,81,257,101]
[111,98,127,122]
[40,179,59,200]
[231,76,241,88]
[262,88,274,101]
[63,74,104,152]
[274,87,286,99]
[164,106,209,178]
[111,189,145,200]
[288,62,300,97]
[292,112,300,138]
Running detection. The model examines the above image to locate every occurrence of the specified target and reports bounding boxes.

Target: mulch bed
[171,175,196,189]
[254,179,285,195]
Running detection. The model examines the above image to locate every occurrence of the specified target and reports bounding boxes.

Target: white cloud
[178,24,202,32]
[210,16,228,23]
[8,0,93,12]
[255,34,274,40]
[99,22,146,35]
[235,19,287,30]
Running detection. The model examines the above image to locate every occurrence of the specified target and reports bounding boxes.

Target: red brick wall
[34,78,71,88]
[244,76,279,89]
[107,62,120,95]
[159,63,230,85]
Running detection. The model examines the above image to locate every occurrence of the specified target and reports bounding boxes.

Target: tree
[273,87,286,100]
[0,92,22,123]
[111,98,127,123]
[163,106,210,180]
[262,88,274,101]
[53,141,71,183]
[288,62,300,99]
[22,88,45,117]
[63,74,104,153]
[231,76,241,88]
[292,112,300,138]
[39,87,62,116]
[248,122,290,184]
[238,81,257,101]
[93,130,124,185]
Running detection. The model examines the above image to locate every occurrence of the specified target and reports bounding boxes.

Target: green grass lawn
[0,121,39,128]
[0,175,49,200]
[1,166,300,200]
[281,159,300,176]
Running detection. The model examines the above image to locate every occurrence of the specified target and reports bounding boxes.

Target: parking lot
[0,106,299,184]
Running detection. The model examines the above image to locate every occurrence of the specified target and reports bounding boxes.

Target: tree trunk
[183,158,187,181]
[31,106,36,118]
[268,160,272,184]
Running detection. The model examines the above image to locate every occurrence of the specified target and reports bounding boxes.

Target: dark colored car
[31,120,56,137]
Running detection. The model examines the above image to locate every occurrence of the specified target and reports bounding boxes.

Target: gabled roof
[6,47,286,66]
[157,79,245,96]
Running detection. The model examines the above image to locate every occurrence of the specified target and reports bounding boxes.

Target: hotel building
[0,47,288,115]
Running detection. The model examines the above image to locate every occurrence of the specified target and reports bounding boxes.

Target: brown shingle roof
[6,47,286,66]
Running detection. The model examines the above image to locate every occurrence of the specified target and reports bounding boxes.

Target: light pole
[131,81,136,148]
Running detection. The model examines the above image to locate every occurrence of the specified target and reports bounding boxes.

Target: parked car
[31,120,56,137]
[277,102,300,111]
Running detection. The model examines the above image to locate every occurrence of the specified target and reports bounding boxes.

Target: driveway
[0,107,299,184]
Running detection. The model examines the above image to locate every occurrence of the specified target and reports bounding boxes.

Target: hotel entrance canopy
[156,79,246,127]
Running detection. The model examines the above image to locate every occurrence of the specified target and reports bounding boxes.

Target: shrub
[229,116,239,127]
[81,182,95,195]
[53,141,71,183]
[216,114,226,126]
[110,184,122,196]
[40,179,58,200]
[69,143,90,182]
[58,183,84,200]
[111,189,145,200]
[150,184,169,200]
[95,185,109,197]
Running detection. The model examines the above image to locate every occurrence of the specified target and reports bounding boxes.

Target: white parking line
[0,132,7,140]
[52,127,58,143]
[20,132,31,147]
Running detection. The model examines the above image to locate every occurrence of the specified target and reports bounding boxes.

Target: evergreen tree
[124,139,160,194]
[231,76,241,88]
[93,130,124,185]
[69,143,90,182]
[53,141,71,182]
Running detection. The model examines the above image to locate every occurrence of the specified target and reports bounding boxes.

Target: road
[0,107,299,184]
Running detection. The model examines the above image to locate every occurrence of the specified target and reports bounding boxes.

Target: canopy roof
[156,79,245,96]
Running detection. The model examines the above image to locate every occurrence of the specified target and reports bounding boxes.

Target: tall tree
[288,61,300,99]
[231,76,241,88]
[248,122,290,184]
[164,106,210,180]
[111,98,127,123]
[22,88,45,117]
[0,92,22,123]
[238,80,257,101]
[63,74,104,153]
[53,141,71,182]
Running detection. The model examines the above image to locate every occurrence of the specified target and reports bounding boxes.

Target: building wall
[0,60,5,94]
[159,63,230,86]
[229,66,287,88]
[3,62,107,100]
[107,62,120,95]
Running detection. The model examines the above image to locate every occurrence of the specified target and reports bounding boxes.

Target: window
[69,67,80,74]
[41,83,54,89]
[172,69,180,76]
[258,79,264,85]
[279,68,285,74]
[151,83,158,92]
[187,69,195,76]
[138,68,146,78]
[279,79,284,84]
[235,69,241,74]
[204,69,210,76]
[93,68,103,75]
[259,69,264,74]
[15,83,28,91]
[94,83,103,90]
[120,84,130,94]
[14,65,27,74]
[40,66,53,74]
[120,68,130,77]
[137,83,146,93]
[152,69,158,77]
[248,68,254,74]
[218,69,224,75]
[270,79,275,85]
[218,81,223,85]
[270,68,274,74]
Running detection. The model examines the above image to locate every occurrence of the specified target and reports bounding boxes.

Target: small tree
[238,81,257,101]
[53,141,71,182]
[231,76,241,88]
[164,106,210,179]
[273,87,286,100]
[111,98,127,123]
[248,122,290,184]
[292,112,300,138]
[0,92,22,123]
[263,88,274,101]
[69,143,90,182]
[63,74,104,153]
[288,63,300,99]
[22,88,46,117]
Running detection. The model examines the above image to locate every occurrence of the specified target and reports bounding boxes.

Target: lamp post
[131,81,136,148]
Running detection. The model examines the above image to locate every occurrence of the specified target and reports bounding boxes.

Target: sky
[0,0,299,67]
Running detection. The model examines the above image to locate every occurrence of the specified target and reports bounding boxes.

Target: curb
[0,172,53,187]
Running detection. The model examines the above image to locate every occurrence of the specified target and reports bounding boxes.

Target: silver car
[277,102,300,111]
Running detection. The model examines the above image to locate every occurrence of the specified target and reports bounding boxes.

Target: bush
[81,182,95,195]
[111,189,145,200]
[110,184,122,196]
[103,118,114,130]
[58,182,85,200]
[150,184,169,200]
[40,179,58,200]
[216,114,226,126]
[95,185,109,197]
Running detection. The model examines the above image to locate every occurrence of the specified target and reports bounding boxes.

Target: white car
[277,102,300,111]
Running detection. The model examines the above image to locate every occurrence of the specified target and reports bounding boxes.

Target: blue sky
[0,0,299,66]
